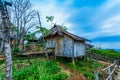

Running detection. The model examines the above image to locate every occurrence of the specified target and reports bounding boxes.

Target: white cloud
[86,0,120,39]
[87,1,120,49]
[63,0,74,6]
[100,15,120,34]
[31,0,74,29]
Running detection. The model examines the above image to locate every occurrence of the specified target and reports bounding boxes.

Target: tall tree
[0,0,12,79]
[11,0,36,45]
[37,12,48,59]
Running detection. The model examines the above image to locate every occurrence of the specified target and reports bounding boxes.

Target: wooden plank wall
[46,37,56,48]
[45,35,85,58]
[55,36,63,56]
[74,41,85,57]
[62,35,73,57]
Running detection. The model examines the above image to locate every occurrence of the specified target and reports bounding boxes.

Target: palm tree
[46,16,54,22]
[45,16,54,27]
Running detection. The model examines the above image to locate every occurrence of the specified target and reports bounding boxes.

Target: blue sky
[31,0,120,49]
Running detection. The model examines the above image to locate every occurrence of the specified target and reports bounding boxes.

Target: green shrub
[12,47,19,52]
[84,72,94,80]
[0,60,4,64]
[45,60,61,74]
[11,59,67,80]
[77,61,84,67]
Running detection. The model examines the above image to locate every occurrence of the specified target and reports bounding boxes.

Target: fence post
[116,60,119,68]
[94,71,99,80]
[107,66,112,80]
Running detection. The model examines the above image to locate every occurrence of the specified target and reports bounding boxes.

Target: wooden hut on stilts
[44,25,90,64]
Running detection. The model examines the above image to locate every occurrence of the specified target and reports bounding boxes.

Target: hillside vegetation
[0,57,67,80]
[0,56,104,80]
[91,48,120,59]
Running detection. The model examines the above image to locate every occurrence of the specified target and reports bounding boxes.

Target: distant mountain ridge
[101,48,120,52]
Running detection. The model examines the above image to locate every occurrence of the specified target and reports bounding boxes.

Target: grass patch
[0,57,67,80]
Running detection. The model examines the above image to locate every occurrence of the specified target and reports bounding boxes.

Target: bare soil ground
[59,62,88,80]
[0,55,3,60]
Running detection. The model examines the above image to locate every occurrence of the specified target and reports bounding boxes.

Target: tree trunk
[4,43,12,80]
[0,2,12,79]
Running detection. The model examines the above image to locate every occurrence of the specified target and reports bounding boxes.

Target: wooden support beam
[72,57,75,64]
[55,54,57,59]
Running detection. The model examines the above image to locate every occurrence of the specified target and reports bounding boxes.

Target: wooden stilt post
[55,54,57,59]
[82,56,85,61]
[75,58,78,62]
[72,57,75,64]
[45,49,48,59]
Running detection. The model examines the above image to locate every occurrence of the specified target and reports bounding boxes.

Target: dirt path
[58,62,88,80]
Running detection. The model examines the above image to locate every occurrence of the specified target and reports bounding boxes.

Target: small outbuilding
[44,25,90,63]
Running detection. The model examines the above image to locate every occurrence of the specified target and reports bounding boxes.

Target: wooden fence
[94,60,118,80]
[86,50,120,63]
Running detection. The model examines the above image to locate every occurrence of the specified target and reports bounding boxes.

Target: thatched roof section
[45,25,90,42]
[48,25,63,36]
